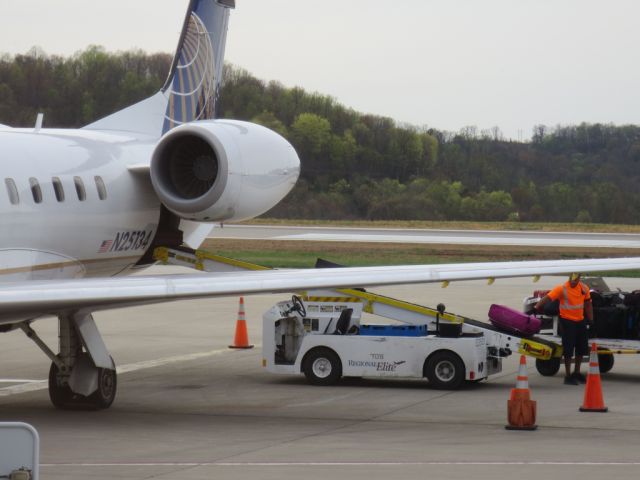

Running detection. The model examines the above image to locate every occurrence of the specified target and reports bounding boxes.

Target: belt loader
[153,247,574,389]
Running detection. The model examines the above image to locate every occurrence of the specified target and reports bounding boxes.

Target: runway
[2,274,640,480]
[211,224,640,248]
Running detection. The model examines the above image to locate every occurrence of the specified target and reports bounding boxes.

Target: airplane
[2,0,640,410]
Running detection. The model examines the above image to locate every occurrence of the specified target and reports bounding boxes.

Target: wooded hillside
[2,48,639,224]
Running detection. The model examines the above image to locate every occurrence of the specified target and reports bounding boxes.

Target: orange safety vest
[547,281,591,321]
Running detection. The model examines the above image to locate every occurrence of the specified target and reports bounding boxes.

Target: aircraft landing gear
[20,313,118,409]
[48,355,117,410]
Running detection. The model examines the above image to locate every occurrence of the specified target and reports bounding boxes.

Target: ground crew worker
[534,273,593,385]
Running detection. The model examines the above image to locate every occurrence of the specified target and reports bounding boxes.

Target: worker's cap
[569,272,582,281]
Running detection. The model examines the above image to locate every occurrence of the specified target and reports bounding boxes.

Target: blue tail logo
[162,0,234,133]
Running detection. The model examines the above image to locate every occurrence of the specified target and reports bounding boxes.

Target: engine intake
[161,135,219,199]
[150,120,299,222]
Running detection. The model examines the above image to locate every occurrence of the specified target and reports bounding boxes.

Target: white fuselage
[0,127,161,282]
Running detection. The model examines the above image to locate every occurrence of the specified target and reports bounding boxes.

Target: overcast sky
[1,0,639,140]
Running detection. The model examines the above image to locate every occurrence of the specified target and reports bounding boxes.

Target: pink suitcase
[488,304,541,336]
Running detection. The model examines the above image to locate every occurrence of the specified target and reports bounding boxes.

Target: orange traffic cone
[505,355,537,430]
[229,297,254,349]
[579,343,607,412]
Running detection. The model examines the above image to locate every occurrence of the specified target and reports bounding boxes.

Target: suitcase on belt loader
[488,304,542,336]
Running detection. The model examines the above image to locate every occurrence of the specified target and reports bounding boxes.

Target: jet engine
[150,120,300,222]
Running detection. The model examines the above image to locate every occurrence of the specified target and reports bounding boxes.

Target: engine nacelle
[150,120,300,222]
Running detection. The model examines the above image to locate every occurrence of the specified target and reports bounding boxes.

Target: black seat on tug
[334,308,353,335]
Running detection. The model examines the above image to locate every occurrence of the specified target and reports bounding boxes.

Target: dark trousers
[560,317,589,359]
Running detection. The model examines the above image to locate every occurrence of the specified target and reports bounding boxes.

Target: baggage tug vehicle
[262,295,493,389]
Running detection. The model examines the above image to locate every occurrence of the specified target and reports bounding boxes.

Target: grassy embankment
[202,220,640,277]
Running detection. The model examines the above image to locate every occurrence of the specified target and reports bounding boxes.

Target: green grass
[588,270,640,278]
[215,249,640,277]
[206,239,640,277]
[213,249,498,269]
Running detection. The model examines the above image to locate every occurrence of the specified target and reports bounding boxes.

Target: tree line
[2,47,640,224]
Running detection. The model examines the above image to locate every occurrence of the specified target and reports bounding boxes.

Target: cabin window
[74,176,86,201]
[4,178,19,205]
[52,177,65,202]
[94,175,107,200]
[29,177,43,204]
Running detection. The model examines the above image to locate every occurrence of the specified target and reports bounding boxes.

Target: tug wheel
[424,351,465,389]
[302,348,342,386]
[535,357,561,376]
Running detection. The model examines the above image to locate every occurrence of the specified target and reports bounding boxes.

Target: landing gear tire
[302,348,342,386]
[89,364,117,409]
[48,357,117,410]
[48,361,74,409]
[598,352,614,374]
[424,351,465,390]
[535,357,561,376]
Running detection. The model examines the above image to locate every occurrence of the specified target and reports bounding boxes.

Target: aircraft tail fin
[84,0,235,137]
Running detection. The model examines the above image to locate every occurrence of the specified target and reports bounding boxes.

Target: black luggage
[593,306,626,338]
[621,309,640,339]
[593,304,629,338]
[623,290,640,308]
[591,291,625,308]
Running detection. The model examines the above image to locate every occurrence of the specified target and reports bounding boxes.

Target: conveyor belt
[462,317,560,350]
[324,287,560,357]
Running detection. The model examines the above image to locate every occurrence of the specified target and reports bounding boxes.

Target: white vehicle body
[262,297,500,389]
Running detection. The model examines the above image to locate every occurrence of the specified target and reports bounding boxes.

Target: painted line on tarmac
[0,348,233,397]
[0,379,43,383]
[115,348,233,374]
[41,461,640,467]
[0,380,46,396]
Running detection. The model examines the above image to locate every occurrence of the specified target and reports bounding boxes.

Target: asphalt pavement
[1,276,640,479]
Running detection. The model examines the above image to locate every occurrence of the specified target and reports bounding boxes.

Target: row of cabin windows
[4,176,107,205]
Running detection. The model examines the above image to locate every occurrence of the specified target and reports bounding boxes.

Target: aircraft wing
[2,256,640,324]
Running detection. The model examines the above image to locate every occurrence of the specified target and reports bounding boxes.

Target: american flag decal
[98,240,113,253]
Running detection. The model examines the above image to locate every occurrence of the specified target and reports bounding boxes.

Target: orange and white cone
[505,355,537,430]
[229,297,254,349]
[579,342,607,412]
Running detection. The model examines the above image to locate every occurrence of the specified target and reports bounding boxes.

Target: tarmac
[1,274,640,479]
[210,224,640,248]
